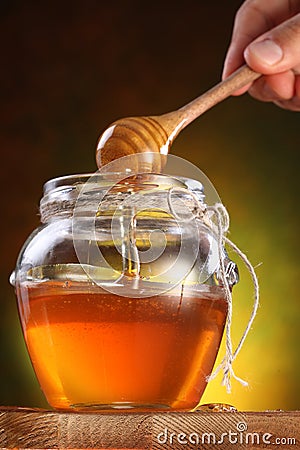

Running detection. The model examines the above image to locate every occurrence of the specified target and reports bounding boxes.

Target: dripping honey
[17,279,227,411]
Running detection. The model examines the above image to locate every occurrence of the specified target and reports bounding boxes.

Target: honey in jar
[12,171,238,411]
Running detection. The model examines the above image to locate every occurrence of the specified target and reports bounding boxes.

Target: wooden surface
[0,407,299,449]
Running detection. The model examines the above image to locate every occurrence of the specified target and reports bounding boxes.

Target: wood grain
[0,407,299,449]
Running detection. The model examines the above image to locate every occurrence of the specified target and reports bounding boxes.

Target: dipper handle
[96,65,261,172]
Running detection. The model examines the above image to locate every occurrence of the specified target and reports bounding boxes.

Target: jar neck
[39,173,205,223]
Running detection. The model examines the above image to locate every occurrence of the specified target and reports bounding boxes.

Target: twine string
[167,187,260,393]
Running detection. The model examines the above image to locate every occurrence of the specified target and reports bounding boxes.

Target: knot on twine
[167,187,260,393]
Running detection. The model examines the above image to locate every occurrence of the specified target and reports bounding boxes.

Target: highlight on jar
[10,153,259,412]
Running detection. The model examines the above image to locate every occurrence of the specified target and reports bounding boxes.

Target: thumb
[244,13,300,74]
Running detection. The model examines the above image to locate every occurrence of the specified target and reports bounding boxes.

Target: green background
[0,0,299,410]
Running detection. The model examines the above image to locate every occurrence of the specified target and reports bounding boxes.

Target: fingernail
[247,39,283,66]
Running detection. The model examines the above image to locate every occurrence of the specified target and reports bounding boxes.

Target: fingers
[223,0,299,80]
[245,12,300,110]
[274,98,300,111]
[244,13,300,74]
[222,0,300,110]
[248,71,300,111]
[249,71,295,100]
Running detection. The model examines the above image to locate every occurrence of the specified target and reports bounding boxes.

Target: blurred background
[0,0,299,411]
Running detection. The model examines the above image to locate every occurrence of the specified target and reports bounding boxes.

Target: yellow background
[0,0,299,410]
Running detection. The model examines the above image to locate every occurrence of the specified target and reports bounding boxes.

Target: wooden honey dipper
[96,65,261,173]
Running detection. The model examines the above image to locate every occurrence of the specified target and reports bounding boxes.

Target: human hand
[223,0,300,111]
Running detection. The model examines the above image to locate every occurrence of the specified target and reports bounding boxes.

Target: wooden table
[0,407,299,449]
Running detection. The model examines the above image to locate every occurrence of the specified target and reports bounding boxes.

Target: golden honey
[18,280,227,411]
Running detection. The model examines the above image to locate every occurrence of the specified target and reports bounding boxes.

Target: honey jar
[11,170,238,411]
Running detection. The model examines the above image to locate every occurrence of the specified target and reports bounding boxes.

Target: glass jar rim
[40,172,205,224]
[43,171,204,196]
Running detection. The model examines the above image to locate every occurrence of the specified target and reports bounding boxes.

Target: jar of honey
[11,171,238,411]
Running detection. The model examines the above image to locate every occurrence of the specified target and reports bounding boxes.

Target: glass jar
[11,172,238,412]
